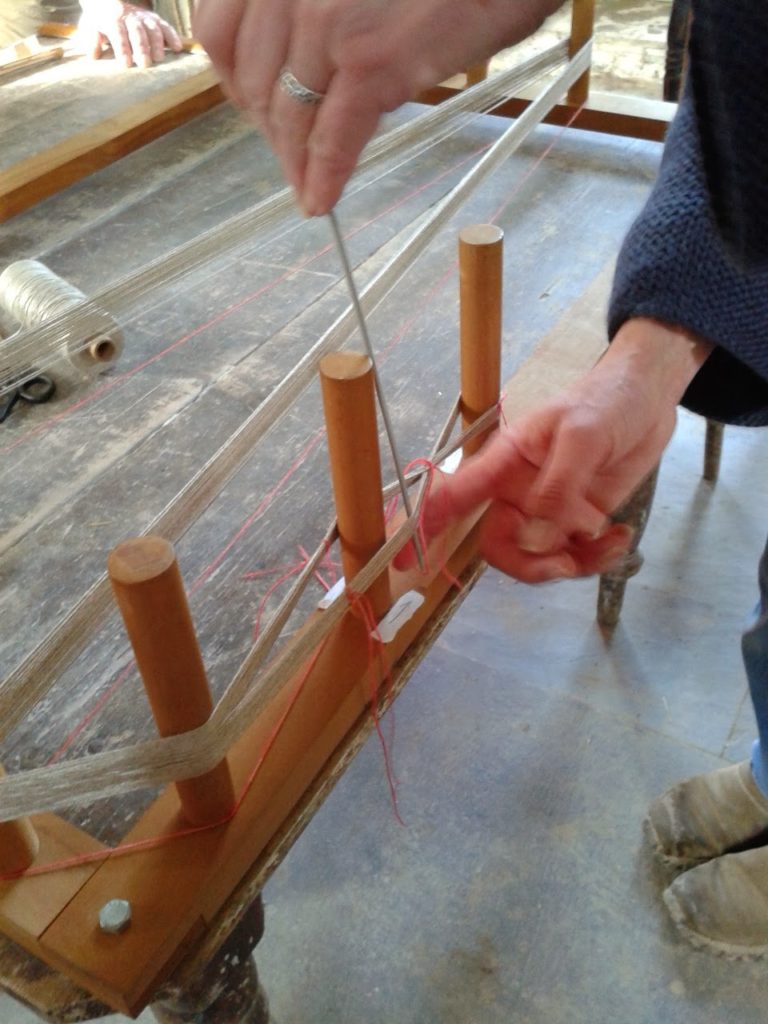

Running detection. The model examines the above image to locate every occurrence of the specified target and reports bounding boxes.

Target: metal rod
[328,209,425,569]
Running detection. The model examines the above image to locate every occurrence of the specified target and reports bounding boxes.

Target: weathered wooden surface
[0,61,663,1020]
[417,85,676,142]
[0,50,213,176]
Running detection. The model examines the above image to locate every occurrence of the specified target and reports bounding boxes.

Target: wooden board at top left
[0,49,223,221]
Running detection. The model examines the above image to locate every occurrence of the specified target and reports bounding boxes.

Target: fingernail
[303,198,322,218]
[554,561,577,579]
[538,560,576,582]
[518,517,559,554]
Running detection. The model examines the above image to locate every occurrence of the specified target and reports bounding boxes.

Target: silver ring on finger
[279,67,325,105]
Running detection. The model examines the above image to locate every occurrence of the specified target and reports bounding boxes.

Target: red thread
[345,589,404,826]
[245,542,336,641]
[489,99,587,225]
[496,391,509,428]
[405,458,464,592]
[2,638,329,881]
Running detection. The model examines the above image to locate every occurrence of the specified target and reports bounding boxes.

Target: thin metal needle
[327,209,425,571]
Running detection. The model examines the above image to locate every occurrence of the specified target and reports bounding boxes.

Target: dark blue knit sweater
[608,0,768,426]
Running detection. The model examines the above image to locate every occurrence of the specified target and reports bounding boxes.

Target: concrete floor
[3,403,765,1022]
[252,409,768,1024]
[499,0,674,99]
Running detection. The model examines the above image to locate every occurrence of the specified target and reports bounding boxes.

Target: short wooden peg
[459,224,503,457]
[107,536,236,826]
[0,766,39,875]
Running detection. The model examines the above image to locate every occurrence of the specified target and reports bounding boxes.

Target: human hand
[397,318,713,582]
[193,0,562,215]
[78,1,182,68]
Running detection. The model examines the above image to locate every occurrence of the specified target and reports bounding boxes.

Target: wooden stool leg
[151,898,270,1024]
[703,418,724,482]
[567,0,596,107]
[597,466,660,628]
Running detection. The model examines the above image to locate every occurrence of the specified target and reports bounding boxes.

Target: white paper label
[373,590,425,643]
[317,576,345,609]
[439,449,462,475]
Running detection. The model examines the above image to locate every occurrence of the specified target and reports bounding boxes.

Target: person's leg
[648,535,768,958]
[646,534,768,868]
[743,538,768,795]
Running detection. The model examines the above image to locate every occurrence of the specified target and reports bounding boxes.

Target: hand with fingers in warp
[78,0,182,68]
[193,0,564,216]
[396,318,713,583]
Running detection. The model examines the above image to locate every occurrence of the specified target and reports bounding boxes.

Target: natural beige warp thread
[0,43,587,822]
[0,42,568,397]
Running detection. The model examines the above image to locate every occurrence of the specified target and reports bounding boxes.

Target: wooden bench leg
[150,897,270,1024]
[597,466,660,629]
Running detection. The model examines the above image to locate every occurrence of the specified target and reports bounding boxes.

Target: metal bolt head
[98,898,132,934]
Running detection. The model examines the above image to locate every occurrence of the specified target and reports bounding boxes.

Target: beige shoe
[664,847,768,959]
[646,761,768,868]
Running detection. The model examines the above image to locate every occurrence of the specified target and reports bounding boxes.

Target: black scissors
[0,373,56,424]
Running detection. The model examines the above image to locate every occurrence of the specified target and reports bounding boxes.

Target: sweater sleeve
[608,81,768,427]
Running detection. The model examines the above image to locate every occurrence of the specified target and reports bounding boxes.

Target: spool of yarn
[0,259,124,374]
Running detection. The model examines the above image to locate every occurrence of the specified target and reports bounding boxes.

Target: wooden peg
[459,224,503,456]
[107,537,236,826]
[0,766,39,875]
[319,352,392,621]
[568,0,596,107]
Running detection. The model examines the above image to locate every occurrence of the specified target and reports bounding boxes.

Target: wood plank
[0,68,225,222]
[0,47,63,81]
[417,86,676,142]
[0,815,105,949]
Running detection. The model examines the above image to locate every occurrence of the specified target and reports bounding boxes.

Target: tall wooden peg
[107,536,236,827]
[0,766,39,875]
[459,224,503,457]
[319,352,392,622]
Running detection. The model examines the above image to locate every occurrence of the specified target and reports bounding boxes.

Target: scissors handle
[0,374,56,424]
[19,375,56,405]
[0,389,20,424]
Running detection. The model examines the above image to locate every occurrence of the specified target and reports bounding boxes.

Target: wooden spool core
[107,536,236,826]
[319,352,392,621]
[459,224,503,456]
[0,766,39,875]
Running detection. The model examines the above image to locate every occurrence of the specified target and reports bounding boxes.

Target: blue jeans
[743,536,768,797]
